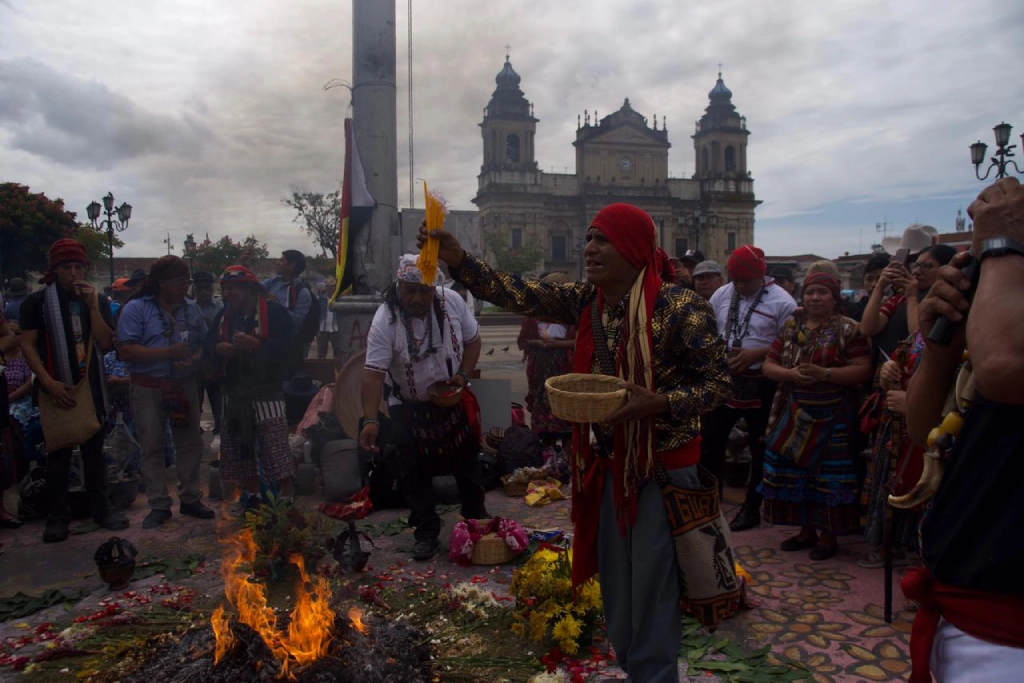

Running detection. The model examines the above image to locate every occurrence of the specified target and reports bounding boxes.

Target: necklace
[402,311,436,361]
[725,284,767,348]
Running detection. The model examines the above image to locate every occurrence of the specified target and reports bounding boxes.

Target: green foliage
[242,496,324,581]
[0,182,80,280]
[483,227,545,275]
[72,222,125,263]
[191,234,270,275]
[283,190,340,259]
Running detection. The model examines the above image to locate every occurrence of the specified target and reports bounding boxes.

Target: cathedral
[472,56,760,275]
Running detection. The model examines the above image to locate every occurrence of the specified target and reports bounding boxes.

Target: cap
[126,269,147,286]
[770,264,794,280]
[192,270,215,285]
[110,277,132,293]
[681,249,706,265]
[692,260,723,277]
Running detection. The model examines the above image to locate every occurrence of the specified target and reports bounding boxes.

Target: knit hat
[220,265,260,285]
[727,245,767,280]
[47,239,87,269]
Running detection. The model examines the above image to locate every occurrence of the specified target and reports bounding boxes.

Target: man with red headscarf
[419,203,732,682]
[19,238,129,542]
[704,245,797,532]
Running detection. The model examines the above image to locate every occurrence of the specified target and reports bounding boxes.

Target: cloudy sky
[3,0,1022,261]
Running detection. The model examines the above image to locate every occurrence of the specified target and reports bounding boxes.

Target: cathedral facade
[472,56,760,275]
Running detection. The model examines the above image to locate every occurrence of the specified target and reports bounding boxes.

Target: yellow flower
[529,610,550,641]
[735,562,752,583]
[511,620,526,637]
[553,614,583,642]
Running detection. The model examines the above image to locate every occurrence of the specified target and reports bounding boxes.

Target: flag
[331,118,375,303]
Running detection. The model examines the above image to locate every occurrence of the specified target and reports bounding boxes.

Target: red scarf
[569,203,676,589]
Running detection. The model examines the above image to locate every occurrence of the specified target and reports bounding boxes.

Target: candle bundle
[417,182,448,286]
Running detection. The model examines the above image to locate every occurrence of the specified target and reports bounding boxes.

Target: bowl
[427,381,463,408]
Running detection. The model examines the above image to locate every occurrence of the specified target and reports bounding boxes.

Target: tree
[192,235,270,275]
[283,190,340,258]
[73,223,125,263]
[0,182,79,281]
[483,227,545,275]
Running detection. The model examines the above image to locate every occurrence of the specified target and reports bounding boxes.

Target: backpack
[289,281,321,346]
[496,425,543,476]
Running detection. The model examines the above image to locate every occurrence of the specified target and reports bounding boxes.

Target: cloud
[1,0,1022,260]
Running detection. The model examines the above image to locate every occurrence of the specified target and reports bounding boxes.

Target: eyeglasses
[911,262,936,271]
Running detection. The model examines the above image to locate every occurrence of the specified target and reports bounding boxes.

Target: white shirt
[709,279,796,370]
[365,287,480,406]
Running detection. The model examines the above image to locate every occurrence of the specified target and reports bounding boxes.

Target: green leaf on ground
[133,554,205,581]
[0,588,89,622]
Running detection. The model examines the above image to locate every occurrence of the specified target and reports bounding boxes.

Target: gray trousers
[131,380,204,511]
[598,466,701,683]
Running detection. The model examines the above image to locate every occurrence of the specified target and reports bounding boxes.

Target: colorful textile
[518,317,574,436]
[452,249,730,592]
[395,398,478,475]
[524,478,565,506]
[219,393,293,483]
[759,314,868,535]
[803,272,841,303]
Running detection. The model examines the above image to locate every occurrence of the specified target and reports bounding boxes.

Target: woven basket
[471,534,514,565]
[501,476,529,497]
[427,381,463,408]
[545,373,626,423]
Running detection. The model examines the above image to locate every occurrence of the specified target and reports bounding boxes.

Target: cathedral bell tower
[691,70,759,260]
[479,55,538,174]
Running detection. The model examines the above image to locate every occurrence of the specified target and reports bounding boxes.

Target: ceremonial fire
[211,528,346,677]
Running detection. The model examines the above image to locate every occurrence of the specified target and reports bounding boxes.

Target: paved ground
[0,324,914,681]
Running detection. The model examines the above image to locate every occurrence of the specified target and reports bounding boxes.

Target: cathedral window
[551,235,568,261]
[725,146,736,172]
[506,134,521,163]
[727,231,737,252]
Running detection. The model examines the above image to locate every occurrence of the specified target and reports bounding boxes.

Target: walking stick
[883,503,894,623]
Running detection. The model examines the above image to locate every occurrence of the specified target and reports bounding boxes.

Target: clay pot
[95,537,138,591]
[98,560,136,591]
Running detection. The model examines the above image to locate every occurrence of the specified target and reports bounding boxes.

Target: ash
[108,613,432,683]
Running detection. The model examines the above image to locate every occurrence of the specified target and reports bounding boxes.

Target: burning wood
[348,606,368,635]
[213,528,335,676]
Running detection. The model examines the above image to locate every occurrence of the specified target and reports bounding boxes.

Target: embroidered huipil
[452,254,731,449]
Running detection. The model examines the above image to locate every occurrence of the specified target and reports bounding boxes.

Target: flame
[348,606,368,635]
[212,529,335,676]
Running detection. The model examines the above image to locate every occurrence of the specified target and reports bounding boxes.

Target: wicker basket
[501,476,529,497]
[427,381,463,408]
[471,534,514,565]
[545,373,627,423]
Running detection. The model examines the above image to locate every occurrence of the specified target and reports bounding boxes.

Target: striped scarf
[42,284,108,411]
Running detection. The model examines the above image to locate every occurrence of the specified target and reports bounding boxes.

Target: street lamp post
[86,192,132,286]
[689,208,717,253]
[183,233,196,276]
[970,122,1024,180]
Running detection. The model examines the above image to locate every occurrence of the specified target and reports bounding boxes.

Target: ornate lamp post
[689,207,717,253]
[86,192,132,285]
[970,122,1024,180]
[183,233,196,276]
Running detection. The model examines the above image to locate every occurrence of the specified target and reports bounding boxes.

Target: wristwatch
[979,237,1024,262]
[456,370,471,383]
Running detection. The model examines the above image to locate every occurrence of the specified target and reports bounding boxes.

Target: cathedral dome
[708,73,732,101]
[495,56,521,87]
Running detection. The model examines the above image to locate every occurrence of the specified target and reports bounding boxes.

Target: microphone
[926,255,979,346]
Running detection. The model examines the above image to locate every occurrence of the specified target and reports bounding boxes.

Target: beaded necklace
[401,310,437,362]
[725,283,767,349]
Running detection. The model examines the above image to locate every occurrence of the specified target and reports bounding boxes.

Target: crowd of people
[0,244,328,543]
[1,177,1021,681]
